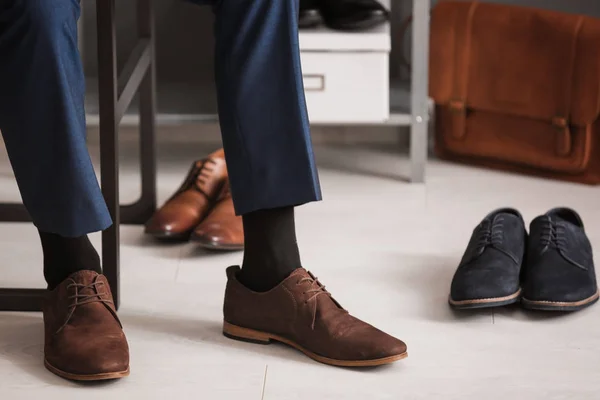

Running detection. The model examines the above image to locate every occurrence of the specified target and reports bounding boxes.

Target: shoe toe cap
[451,262,520,302]
[47,332,130,377]
[193,223,243,248]
[336,323,407,362]
[375,335,408,359]
[145,214,188,236]
[524,269,598,303]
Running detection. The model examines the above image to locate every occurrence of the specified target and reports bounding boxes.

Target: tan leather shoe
[191,183,244,251]
[43,271,129,381]
[222,267,407,367]
[145,149,227,240]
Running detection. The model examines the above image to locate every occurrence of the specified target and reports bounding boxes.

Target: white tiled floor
[1,140,600,399]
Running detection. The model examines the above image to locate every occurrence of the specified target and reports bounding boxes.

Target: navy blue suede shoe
[449,208,527,309]
[522,208,599,312]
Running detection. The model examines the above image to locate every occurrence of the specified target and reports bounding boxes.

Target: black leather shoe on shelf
[318,0,390,31]
[522,208,599,312]
[299,0,323,29]
[449,208,527,309]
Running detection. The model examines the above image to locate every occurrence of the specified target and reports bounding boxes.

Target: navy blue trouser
[0,0,321,237]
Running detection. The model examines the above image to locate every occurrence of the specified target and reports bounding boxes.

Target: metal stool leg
[97,0,121,310]
[138,0,157,221]
[96,0,157,309]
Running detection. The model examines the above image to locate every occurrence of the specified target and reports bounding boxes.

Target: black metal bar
[0,204,30,222]
[136,0,158,224]
[0,289,45,312]
[97,0,121,310]
[0,191,158,224]
[116,39,152,122]
[0,200,155,225]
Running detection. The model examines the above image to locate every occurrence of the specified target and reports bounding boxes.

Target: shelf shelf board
[85,79,421,127]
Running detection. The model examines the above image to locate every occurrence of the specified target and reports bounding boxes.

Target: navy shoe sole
[299,10,323,29]
[448,289,521,310]
[521,290,600,312]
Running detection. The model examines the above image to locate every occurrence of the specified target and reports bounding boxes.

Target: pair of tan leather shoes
[144,149,244,251]
[43,269,407,381]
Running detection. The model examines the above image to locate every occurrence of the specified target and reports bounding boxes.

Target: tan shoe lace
[296,275,335,330]
[178,158,220,197]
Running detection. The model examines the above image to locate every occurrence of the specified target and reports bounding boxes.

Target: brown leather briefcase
[429,0,600,184]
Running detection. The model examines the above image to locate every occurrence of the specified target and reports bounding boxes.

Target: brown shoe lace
[55,280,115,334]
[67,281,113,308]
[297,275,337,330]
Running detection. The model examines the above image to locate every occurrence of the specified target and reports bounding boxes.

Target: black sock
[39,230,102,290]
[238,207,301,292]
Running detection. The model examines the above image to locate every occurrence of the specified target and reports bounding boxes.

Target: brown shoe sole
[191,236,244,251]
[522,290,600,311]
[448,289,521,309]
[223,322,407,367]
[44,359,130,381]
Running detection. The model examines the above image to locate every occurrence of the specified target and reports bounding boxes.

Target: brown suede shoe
[145,148,227,240]
[223,267,407,367]
[43,271,130,381]
[191,183,244,251]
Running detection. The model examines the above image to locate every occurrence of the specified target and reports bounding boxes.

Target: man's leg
[210,0,321,292]
[0,0,111,286]
[197,0,407,366]
[0,0,129,380]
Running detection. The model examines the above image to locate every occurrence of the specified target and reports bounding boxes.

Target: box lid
[299,22,391,52]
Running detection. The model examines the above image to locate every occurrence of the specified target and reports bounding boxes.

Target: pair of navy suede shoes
[449,208,599,312]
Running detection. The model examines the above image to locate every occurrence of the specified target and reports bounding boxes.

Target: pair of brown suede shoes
[43,269,407,380]
[144,149,244,251]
